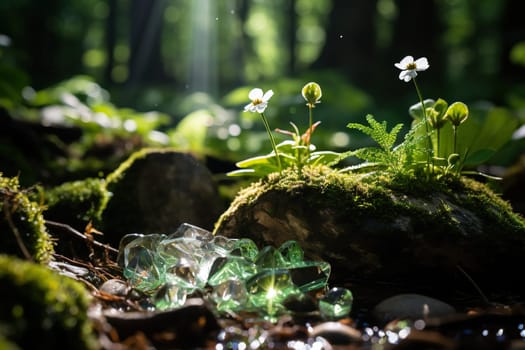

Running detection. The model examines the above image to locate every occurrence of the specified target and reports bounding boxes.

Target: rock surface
[102,149,224,247]
[214,167,525,302]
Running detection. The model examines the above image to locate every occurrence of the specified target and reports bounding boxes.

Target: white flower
[395,56,429,82]
[244,88,274,113]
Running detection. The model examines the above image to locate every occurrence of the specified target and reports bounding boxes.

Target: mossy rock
[0,255,97,350]
[0,174,54,263]
[43,177,110,229]
[102,148,224,247]
[214,167,525,301]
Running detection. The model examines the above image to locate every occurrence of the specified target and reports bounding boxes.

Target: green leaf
[308,151,344,166]
[438,105,518,168]
[171,109,211,153]
[463,148,495,166]
[227,169,256,177]
[236,154,277,168]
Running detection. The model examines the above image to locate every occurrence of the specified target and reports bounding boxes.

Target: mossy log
[214,167,525,301]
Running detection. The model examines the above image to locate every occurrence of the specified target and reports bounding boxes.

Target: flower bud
[301,82,322,108]
[427,98,448,129]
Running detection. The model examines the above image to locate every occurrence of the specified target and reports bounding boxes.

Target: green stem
[260,112,282,172]
[453,126,457,155]
[307,106,313,158]
[412,77,433,173]
[437,128,440,158]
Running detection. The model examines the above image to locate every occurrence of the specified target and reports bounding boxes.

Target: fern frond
[347,114,403,152]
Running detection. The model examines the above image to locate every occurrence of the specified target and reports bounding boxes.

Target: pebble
[373,293,456,322]
[310,322,362,345]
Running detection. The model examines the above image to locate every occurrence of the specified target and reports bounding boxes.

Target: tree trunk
[500,0,525,85]
[288,0,297,75]
[104,0,117,84]
[311,0,378,88]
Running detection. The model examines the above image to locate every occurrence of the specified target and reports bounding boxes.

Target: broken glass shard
[318,287,354,320]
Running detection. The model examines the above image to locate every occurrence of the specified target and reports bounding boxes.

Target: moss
[43,177,110,229]
[105,147,171,185]
[0,255,97,350]
[0,174,54,263]
[214,166,394,235]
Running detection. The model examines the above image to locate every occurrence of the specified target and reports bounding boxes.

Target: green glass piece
[157,237,204,263]
[207,256,257,287]
[255,246,287,269]
[318,287,354,320]
[117,233,145,267]
[246,269,300,319]
[230,238,259,261]
[123,235,167,292]
[210,235,237,252]
[212,279,248,313]
[165,257,197,289]
[248,290,288,319]
[153,283,187,310]
[245,269,293,295]
[288,261,331,292]
[168,222,213,241]
[278,240,304,265]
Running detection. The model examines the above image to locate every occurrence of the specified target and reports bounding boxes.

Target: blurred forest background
[1,0,525,187]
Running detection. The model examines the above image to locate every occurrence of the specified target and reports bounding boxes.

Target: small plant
[243,88,282,172]
[395,55,433,172]
[228,82,344,177]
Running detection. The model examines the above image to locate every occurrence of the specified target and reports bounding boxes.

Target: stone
[373,293,456,322]
[104,298,220,349]
[213,167,525,301]
[102,149,224,247]
[310,322,362,346]
[99,279,130,297]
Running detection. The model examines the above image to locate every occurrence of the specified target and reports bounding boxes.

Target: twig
[3,197,33,262]
[456,264,490,305]
[45,220,119,255]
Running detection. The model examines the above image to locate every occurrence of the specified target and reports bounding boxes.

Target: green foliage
[228,82,348,178]
[510,41,525,67]
[0,36,28,111]
[227,74,519,182]
[0,255,97,350]
[0,174,54,263]
[221,73,371,158]
[7,76,173,182]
